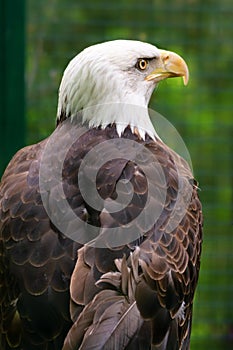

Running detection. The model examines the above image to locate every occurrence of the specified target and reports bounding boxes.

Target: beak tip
[183,73,189,86]
[182,62,189,86]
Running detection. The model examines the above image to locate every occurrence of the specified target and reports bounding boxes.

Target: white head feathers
[57,40,188,140]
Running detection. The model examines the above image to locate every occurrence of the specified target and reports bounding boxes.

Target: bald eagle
[0,40,202,350]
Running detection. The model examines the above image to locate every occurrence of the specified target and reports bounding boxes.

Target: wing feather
[0,136,81,349]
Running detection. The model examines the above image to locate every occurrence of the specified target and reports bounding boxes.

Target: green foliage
[26,0,233,348]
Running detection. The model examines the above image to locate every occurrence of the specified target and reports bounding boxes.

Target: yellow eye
[136,59,148,71]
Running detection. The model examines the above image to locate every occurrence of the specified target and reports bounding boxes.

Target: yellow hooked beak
[146,49,189,85]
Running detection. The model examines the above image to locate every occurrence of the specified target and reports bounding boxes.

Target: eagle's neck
[57,93,158,140]
[80,102,157,140]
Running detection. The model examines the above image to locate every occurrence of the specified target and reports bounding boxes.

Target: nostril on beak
[162,54,170,64]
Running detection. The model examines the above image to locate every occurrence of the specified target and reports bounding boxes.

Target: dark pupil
[140,60,146,69]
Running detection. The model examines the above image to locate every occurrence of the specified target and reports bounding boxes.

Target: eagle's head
[57,40,189,139]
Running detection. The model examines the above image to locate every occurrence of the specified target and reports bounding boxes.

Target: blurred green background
[1,0,233,348]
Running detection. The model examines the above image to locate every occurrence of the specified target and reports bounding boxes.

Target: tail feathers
[63,249,143,350]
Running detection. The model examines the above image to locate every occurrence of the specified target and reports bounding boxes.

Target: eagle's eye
[136,58,148,71]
